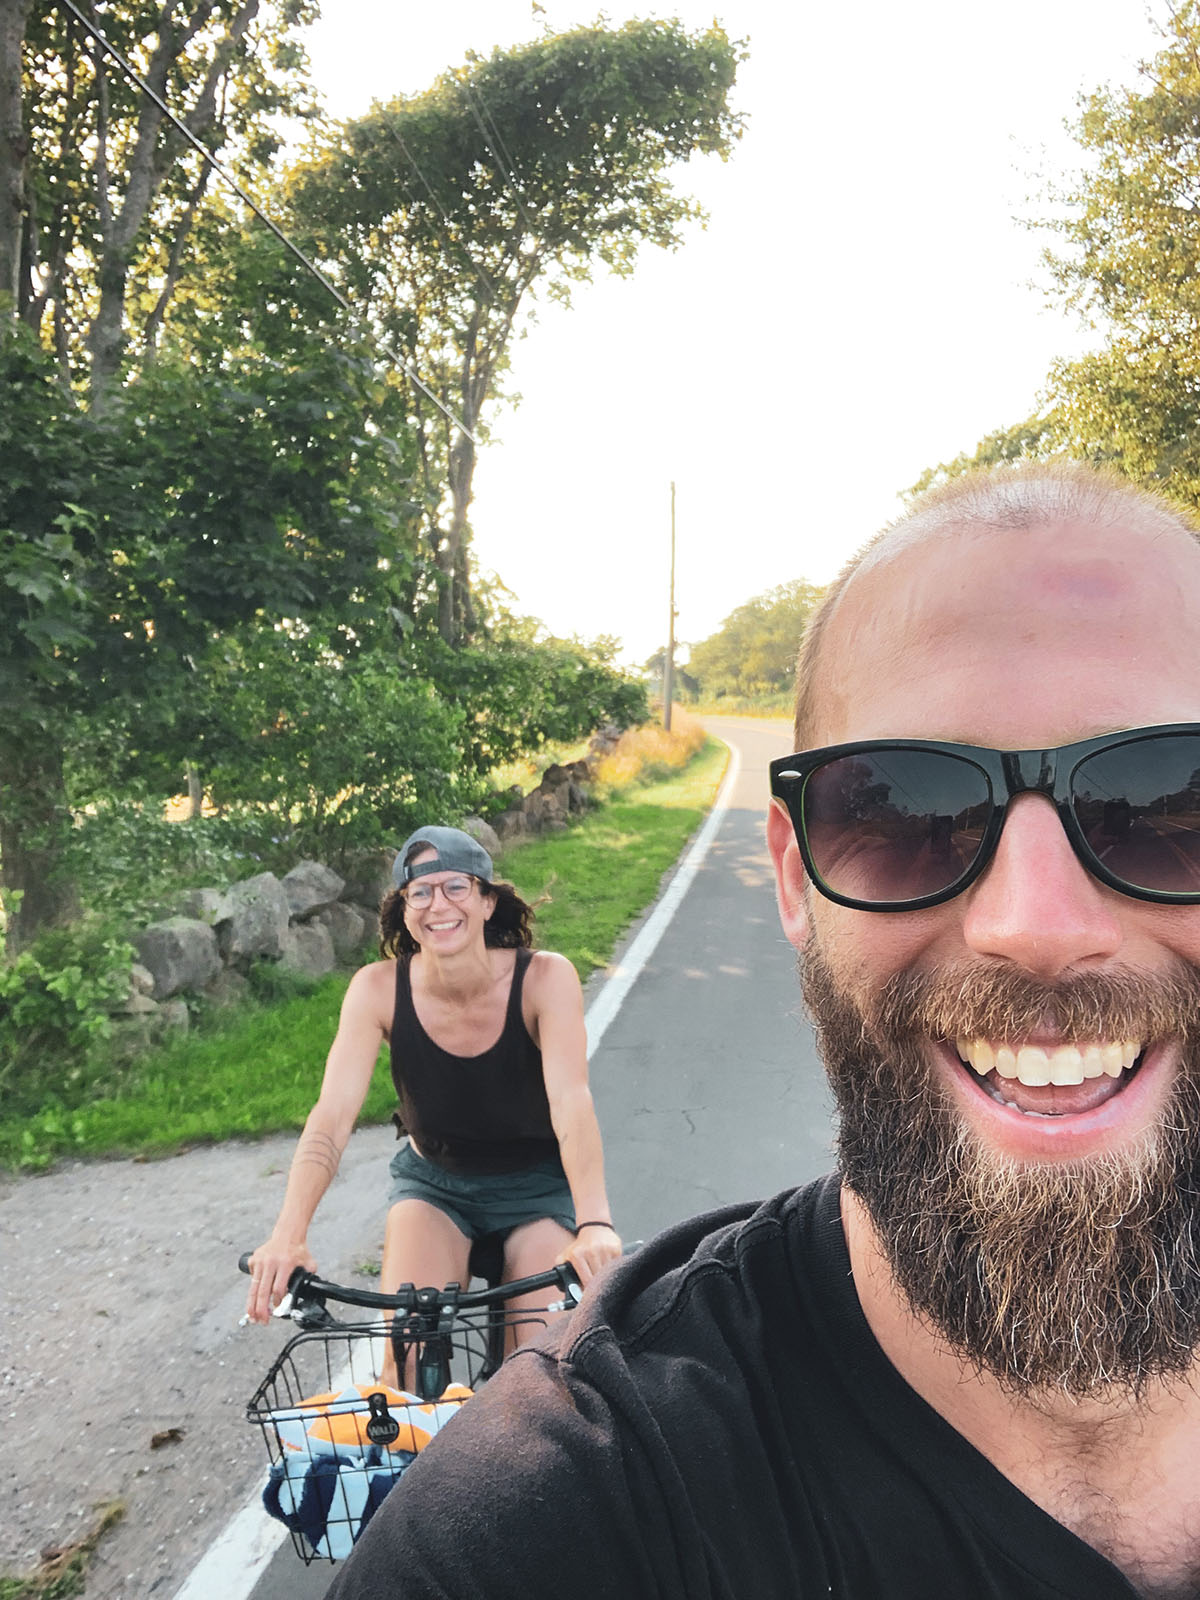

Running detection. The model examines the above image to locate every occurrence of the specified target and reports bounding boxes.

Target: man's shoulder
[552,1174,840,1376]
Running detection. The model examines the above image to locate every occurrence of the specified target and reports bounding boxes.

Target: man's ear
[767,798,811,949]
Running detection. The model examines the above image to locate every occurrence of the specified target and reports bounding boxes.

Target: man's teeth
[955,1038,1140,1087]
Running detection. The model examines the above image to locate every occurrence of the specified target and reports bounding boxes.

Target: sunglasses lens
[801,749,993,906]
[1071,733,1200,896]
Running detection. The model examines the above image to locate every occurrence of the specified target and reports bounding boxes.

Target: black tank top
[389,947,561,1176]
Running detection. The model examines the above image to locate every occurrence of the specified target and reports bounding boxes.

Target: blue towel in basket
[261,1382,469,1559]
[263,1443,412,1559]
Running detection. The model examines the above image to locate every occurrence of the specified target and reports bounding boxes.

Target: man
[327,462,1200,1599]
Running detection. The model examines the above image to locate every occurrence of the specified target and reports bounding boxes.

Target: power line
[56,0,478,443]
[378,110,500,305]
[457,74,542,240]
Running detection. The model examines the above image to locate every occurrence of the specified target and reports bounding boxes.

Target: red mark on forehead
[1036,558,1128,604]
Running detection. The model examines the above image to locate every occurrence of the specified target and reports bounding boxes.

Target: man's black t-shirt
[326,1176,1139,1598]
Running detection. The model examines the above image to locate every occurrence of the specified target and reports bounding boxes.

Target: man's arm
[323,1344,670,1600]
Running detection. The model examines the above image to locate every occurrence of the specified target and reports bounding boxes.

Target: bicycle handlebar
[238,1251,582,1317]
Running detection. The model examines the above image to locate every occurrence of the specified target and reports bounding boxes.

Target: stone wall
[117,728,624,1042]
[487,724,620,844]
[119,853,393,1043]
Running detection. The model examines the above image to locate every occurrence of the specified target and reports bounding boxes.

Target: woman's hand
[559,1221,622,1286]
[244,1236,317,1325]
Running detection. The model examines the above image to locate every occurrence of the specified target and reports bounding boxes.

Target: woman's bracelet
[574,1219,615,1235]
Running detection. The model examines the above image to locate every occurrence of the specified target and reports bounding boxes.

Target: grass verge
[0,1502,125,1600]
[0,736,727,1171]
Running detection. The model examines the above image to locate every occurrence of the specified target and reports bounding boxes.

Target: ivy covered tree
[286,18,744,642]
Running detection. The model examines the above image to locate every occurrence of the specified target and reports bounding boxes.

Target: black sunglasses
[770,724,1200,912]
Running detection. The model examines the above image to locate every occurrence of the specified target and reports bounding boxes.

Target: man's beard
[801,944,1200,1397]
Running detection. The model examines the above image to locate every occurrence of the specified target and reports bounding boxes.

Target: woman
[246,825,621,1362]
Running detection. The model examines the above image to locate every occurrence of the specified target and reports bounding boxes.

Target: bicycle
[238,1245,582,1562]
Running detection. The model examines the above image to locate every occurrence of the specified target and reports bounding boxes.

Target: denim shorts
[386,1140,576,1242]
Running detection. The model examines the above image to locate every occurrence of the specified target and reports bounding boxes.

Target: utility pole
[663,480,676,731]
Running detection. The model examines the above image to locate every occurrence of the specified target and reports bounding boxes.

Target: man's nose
[960,792,1123,978]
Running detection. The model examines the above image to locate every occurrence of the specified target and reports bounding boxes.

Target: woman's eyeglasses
[770,724,1200,912]
[403,877,475,909]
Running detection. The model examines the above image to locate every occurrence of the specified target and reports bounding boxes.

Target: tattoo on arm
[294,1130,341,1180]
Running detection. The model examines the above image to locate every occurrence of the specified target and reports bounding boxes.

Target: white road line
[585,738,739,1054]
[173,1493,293,1600]
[174,738,738,1600]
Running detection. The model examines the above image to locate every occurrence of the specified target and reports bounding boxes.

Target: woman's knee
[382,1200,471,1287]
[502,1215,573,1279]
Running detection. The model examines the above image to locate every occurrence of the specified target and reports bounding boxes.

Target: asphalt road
[239,714,834,1600]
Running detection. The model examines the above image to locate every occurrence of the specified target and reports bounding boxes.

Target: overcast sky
[303,1,1165,663]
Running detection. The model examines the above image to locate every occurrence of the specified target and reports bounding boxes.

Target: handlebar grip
[237,1253,311,1290]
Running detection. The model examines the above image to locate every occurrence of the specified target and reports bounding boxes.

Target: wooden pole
[663,481,676,731]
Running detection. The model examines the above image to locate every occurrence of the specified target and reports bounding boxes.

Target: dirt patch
[1,1125,397,1599]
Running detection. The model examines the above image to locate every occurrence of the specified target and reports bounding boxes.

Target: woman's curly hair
[378,877,535,959]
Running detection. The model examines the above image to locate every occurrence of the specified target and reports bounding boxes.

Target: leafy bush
[423,633,649,779]
[63,804,289,924]
[200,648,468,861]
[0,922,135,1118]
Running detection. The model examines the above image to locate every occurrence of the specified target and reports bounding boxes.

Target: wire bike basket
[241,1252,581,1563]
[246,1320,476,1563]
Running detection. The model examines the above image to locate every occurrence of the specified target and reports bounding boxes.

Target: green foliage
[425,632,649,782]
[0,923,135,1119]
[640,648,700,703]
[61,806,286,925]
[185,641,466,860]
[21,1,320,387]
[688,580,825,701]
[0,316,410,946]
[3,4,421,949]
[65,626,645,877]
[1029,2,1200,505]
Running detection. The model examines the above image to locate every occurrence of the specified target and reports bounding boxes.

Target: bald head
[793,462,1200,749]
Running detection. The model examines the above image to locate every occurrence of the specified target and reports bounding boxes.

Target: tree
[688,580,825,702]
[13,0,319,394]
[640,647,698,703]
[1032,1,1200,505]
[0,318,403,947]
[286,19,744,642]
[0,3,427,951]
[0,0,32,305]
[913,4,1200,506]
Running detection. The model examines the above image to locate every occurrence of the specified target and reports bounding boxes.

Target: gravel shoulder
[1,1123,399,1599]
